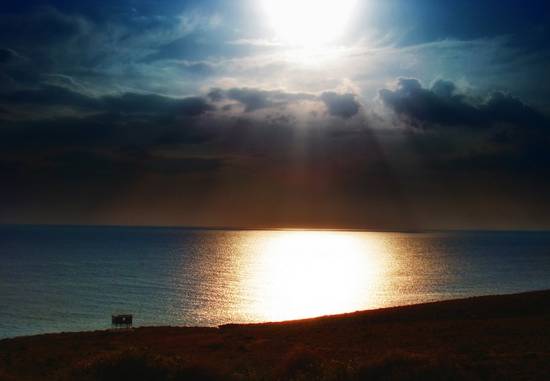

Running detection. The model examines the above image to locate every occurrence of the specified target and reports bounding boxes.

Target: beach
[1,290,549,380]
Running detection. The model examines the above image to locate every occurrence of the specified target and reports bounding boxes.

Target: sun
[261,0,357,47]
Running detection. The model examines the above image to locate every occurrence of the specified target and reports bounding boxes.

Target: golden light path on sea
[237,230,392,322]
[170,229,459,326]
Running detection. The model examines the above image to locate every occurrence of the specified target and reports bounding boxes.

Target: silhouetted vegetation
[66,349,505,381]
[69,349,224,381]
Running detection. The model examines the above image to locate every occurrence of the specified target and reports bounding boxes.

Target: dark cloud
[102,93,213,116]
[209,87,316,112]
[0,84,100,109]
[0,111,214,152]
[0,48,19,64]
[379,78,547,129]
[320,92,360,119]
[377,79,550,189]
[207,88,224,102]
[226,88,271,112]
[0,84,214,117]
[0,75,223,211]
[430,79,456,98]
[0,84,216,158]
[379,78,481,126]
[481,91,547,128]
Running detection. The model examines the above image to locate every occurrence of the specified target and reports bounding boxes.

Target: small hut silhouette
[111,314,133,328]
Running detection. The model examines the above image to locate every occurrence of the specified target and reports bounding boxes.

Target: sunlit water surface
[1,226,550,338]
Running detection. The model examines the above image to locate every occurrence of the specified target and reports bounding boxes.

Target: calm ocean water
[1,225,550,339]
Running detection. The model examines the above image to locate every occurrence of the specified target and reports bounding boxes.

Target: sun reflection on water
[172,230,498,326]
[241,231,391,321]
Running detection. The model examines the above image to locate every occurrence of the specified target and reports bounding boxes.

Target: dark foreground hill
[1,290,550,381]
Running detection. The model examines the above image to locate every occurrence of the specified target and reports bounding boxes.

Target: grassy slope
[1,290,550,380]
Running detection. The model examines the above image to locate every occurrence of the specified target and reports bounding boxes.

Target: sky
[0,0,549,229]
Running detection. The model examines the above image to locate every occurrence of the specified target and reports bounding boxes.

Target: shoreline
[1,290,550,380]
[2,289,547,341]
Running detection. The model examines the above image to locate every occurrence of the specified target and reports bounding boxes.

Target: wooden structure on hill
[111,314,133,328]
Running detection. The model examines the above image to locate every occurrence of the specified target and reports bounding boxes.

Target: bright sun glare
[246,231,387,321]
[262,0,357,47]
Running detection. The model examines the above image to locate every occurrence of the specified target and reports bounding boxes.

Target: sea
[1,225,550,339]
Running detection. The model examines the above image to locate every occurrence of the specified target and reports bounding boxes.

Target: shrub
[350,352,481,381]
[69,349,226,381]
[278,346,323,380]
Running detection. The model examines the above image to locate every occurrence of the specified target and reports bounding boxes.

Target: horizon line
[1,222,549,233]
